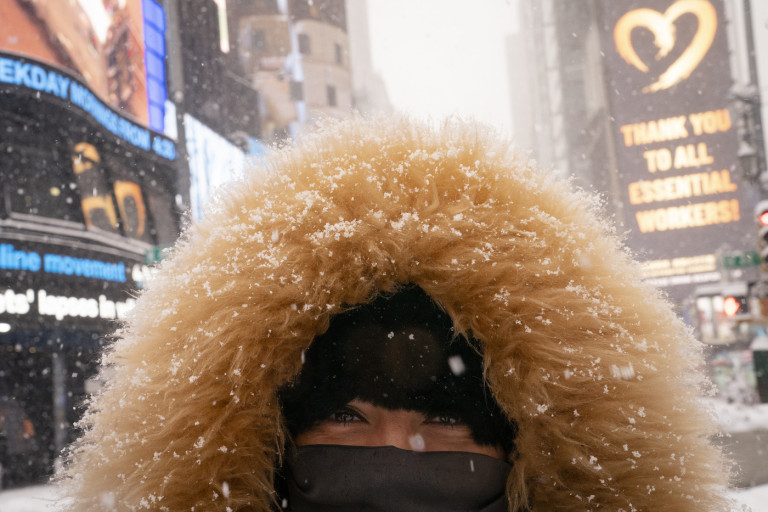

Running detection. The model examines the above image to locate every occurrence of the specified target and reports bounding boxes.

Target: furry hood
[60,117,732,511]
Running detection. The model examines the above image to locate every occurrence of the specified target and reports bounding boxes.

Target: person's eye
[330,406,364,425]
[427,414,462,427]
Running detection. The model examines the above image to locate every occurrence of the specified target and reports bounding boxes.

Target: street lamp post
[733,0,767,194]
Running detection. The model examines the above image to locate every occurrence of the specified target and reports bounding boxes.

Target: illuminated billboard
[596,0,759,300]
[185,114,247,220]
[0,241,144,332]
[0,0,168,132]
[0,47,177,333]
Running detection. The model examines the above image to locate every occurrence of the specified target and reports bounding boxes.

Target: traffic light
[755,200,768,269]
[723,295,749,319]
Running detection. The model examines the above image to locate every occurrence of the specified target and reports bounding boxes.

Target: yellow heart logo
[614,0,717,93]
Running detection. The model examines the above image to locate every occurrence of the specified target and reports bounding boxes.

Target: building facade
[227,0,353,142]
[0,0,177,487]
[513,0,765,304]
[512,0,768,401]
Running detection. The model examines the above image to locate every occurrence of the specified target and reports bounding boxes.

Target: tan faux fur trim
[58,116,733,511]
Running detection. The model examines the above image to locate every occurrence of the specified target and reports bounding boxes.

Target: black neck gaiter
[284,445,511,512]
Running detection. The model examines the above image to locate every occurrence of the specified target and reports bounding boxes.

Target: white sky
[364,0,519,136]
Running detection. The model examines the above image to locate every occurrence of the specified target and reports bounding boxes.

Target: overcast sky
[363,0,520,136]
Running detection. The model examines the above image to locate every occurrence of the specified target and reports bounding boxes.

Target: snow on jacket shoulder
[59,117,733,511]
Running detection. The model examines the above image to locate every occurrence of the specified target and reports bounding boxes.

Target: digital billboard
[0,1,178,484]
[596,0,759,301]
[185,114,247,220]
[0,50,177,334]
[0,241,143,333]
[0,0,168,132]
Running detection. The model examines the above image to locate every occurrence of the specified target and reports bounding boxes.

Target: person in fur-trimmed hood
[58,116,734,511]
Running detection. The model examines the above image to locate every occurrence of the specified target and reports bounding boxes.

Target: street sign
[144,245,173,265]
[723,251,761,269]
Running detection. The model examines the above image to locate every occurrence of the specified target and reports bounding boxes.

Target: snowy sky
[363,0,519,136]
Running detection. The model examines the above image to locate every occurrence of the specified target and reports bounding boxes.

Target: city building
[344,0,392,115]
[226,0,353,142]
[172,0,354,217]
[512,0,765,304]
[511,0,768,401]
[0,0,177,487]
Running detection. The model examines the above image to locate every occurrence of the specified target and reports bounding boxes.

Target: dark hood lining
[279,285,517,453]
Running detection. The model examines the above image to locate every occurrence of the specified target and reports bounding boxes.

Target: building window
[251,30,266,52]
[290,81,304,101]
[334,43,343,64]
[298,33,311,54]
[326,85,337,107]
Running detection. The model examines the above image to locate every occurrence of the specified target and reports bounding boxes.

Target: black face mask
[283,445,511,512]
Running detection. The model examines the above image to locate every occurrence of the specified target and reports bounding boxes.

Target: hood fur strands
[58,116,734,511]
